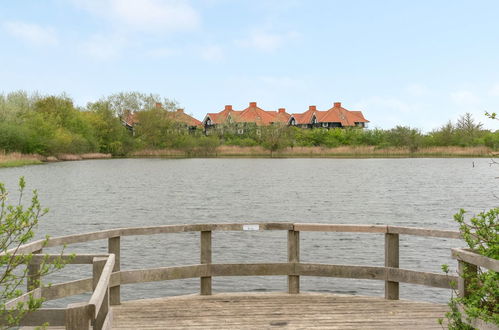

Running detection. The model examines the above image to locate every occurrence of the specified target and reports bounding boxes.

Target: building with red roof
[203,102,291,133]
[289,102,369,128]
[203,101,368,132]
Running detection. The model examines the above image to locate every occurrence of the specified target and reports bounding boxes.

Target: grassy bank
[132,145,497,158]
[0,152,112,168]
[0,152,43,167]
[1,146,495,169]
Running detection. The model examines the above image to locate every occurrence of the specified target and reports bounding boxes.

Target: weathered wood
[45,229,122,248]
[452,248,499,272]
[388,226,460,239]
[200,231,212,295]
[294,223,388,233]
[458,260,478,298]
[386,268,457,289]
[108,236,120,305]
[18,308,65,326]
[385,233,399,300]
[42,277,93,300]
[27,249,42,291]
[4,288,41,310]
[120,265,208,284]
[1,239,45,256]
[30,254,109,264]
[297,263,386,280]
[287,230,300,294]
[111,293,449,329]
[210,263,293,276]
[66,302,91,330]
[89,255,114,318]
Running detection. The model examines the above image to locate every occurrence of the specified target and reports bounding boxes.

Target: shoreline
[1,146,497,168]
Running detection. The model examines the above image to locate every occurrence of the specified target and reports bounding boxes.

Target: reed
[0,151,43,167]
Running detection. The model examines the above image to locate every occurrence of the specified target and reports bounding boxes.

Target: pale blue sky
[1,0,499,131]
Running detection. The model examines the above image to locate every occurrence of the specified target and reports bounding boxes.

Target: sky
[1,0,499,131]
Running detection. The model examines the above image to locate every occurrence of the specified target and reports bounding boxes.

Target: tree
[455,113,485,146]
[259,123,293,156]
[0,178,69,328]
[96,92,178,118]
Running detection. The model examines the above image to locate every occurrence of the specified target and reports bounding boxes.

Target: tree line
[1,90,498,156]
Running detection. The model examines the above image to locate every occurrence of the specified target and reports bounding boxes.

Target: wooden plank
[287,230,300,294]
[27,249,42,291]
[120,265,208,284]
[66,302,91,330]
[452,248,499,272]
[387,268,457,289]
[200,231,212,295]
[31,254,109,264]
[111,293,448,329]
[458,260,477,298]
[385,233,399,300]
[294,223,388,233]
[108,236,121,305]
[210,263,292,276]
[18,308,65,327]
[296,263,386,280]
[89,255,114,317]
[45,229,122,247]
[388,226,460,239]
[1,239,45,256]
[4,288,42,310]
[42,277,92,301]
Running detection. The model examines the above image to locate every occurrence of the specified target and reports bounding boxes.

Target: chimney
[309,105,317,111]
[249,101,257,107]
[333,102,341,108]
[155,102,162,109]
[224,105,233,111]
[278,108,286,113]
[176,108,184,113]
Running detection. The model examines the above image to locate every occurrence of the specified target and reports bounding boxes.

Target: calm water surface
[0,158,497,305]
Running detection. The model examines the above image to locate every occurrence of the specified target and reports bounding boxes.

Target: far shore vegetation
[1,90,498,166]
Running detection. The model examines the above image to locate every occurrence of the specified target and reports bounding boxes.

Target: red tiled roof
[204,102,291,126]
[290,102,369,126]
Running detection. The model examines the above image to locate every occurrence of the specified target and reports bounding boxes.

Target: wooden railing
[4,222,464,329]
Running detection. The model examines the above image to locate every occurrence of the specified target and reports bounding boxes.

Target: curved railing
[5,223,463,329]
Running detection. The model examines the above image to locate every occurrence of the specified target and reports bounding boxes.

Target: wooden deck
[111,292,448,329]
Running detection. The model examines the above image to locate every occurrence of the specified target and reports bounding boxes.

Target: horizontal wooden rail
[452,248,499,272]
[3,223,460,256]
[5,222,463,329]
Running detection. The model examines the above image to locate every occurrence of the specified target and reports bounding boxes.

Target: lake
[0,158,497,304]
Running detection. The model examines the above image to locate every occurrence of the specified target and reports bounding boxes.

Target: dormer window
[206,118,212,125]
[312,116,317,124]
[290,118,296,125]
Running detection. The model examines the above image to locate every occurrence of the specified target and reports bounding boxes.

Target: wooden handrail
[5,223,464,329]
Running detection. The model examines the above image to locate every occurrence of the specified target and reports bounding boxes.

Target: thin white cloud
[489,84,499,97]
[200,44,224,61]
[79,34,126,60]
[236,30,299,53]
[450,90,479,105]
[3,21,58,46]
[72,0,200,33]
[147,47,180,58]
[406,83,431,97]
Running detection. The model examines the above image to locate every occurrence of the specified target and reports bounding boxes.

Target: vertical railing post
[93,257,109,330]
[288,229,300,294]
[384,233,399,300]
[200,231,212,295]
[458,260,477,298]
[27,249,42,291]
[66,302,91,330]
[108,236,120,305]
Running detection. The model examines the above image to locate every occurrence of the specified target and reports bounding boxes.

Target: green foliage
[442,208,499,328]
[0,178,71,328]
[1,90,498,157]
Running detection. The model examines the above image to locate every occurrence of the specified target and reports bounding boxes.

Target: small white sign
[243,224,260,231]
